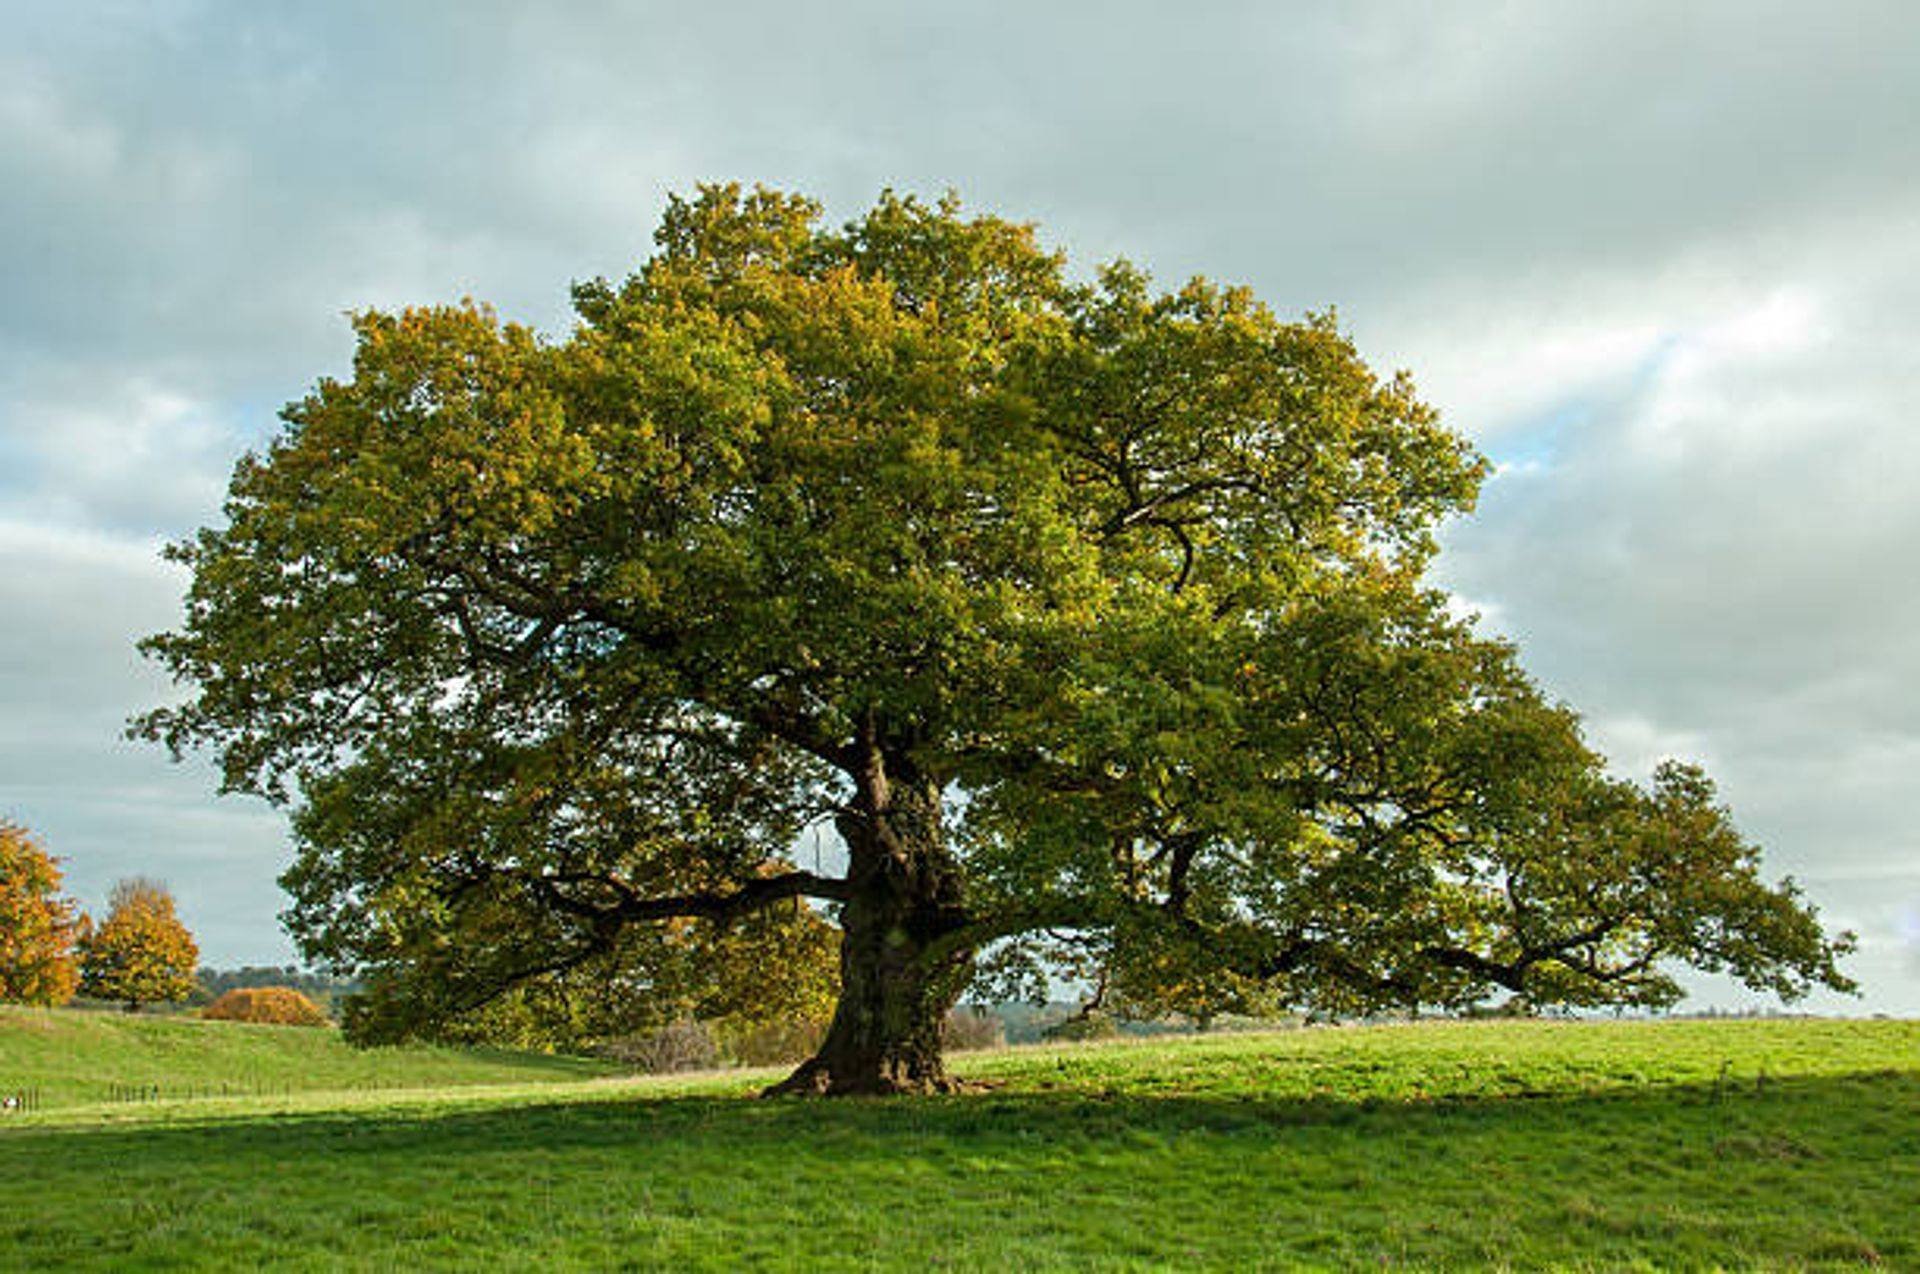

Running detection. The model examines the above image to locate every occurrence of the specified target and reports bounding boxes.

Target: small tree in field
[137,185,1854,1094]
[0,822,84,1006]
[78,878,199,1012]
[201,986,330,1026]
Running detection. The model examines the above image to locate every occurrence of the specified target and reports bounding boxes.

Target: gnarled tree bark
[766,750,975,1096]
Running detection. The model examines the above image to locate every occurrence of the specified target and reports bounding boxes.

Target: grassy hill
[2,1017,1916,1269]
[0,1005,612,1108]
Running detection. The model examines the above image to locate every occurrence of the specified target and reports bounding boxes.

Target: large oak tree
[137,187,1852,1093]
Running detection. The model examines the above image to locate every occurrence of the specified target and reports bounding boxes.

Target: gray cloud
[0,520,293,963]
[2,0,1916,1006]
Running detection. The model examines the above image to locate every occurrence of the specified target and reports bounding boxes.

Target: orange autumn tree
[78,878,199,1012]
[0,821,85,1005]
[202,986,330,1026]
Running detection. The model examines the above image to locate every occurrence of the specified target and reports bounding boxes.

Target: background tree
[137,186,1853,1094]
[0,822,84,1006]
[78,878,199,1012]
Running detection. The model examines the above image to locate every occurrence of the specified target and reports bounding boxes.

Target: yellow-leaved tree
[78,878,199,1012]
[0,822,85,1005]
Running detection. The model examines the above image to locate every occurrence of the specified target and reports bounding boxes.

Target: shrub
[596,1020,720,1074]
[1043,1011,1119,1043]
[942,1006,1006,1052]
[201,986,330,1026]
[711,1014,831,1067]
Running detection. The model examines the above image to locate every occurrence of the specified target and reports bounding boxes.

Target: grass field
[0,1005,613,1108]
[2,1015,1916,1270]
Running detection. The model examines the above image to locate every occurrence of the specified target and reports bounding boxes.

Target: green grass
[3,1018,1917,1270]
[0,1005,613,1107]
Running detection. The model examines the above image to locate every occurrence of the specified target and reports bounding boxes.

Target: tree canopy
[0,822,83,1006]
[137,185,1852,1093]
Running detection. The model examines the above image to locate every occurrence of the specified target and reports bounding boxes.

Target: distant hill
[0,1005,614,1110]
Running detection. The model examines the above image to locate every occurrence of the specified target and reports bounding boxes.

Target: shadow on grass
[6,1064,1915,1158]
[4,1068,1914,1269]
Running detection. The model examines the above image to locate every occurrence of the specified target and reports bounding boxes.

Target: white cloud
[0,376,237,534]
[1583,715,1714,783]
[1430,207,1920,1018]
[1440,591,1507,633]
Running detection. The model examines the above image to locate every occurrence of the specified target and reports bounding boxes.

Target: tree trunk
[766,765,974,1096]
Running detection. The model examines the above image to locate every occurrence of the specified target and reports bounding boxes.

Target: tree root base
[760,1060,994,1098]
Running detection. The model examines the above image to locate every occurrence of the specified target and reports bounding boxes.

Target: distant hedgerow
[201,986,330,1027]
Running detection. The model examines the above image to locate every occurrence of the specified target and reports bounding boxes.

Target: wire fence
[103,1080,304,1104]
[0,1078,433,1113]
[2,1087,43,1114]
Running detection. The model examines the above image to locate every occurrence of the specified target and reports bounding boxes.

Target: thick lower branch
[526,868,852,927]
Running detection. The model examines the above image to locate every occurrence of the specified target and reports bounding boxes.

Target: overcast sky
[3,1,1916,1011]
